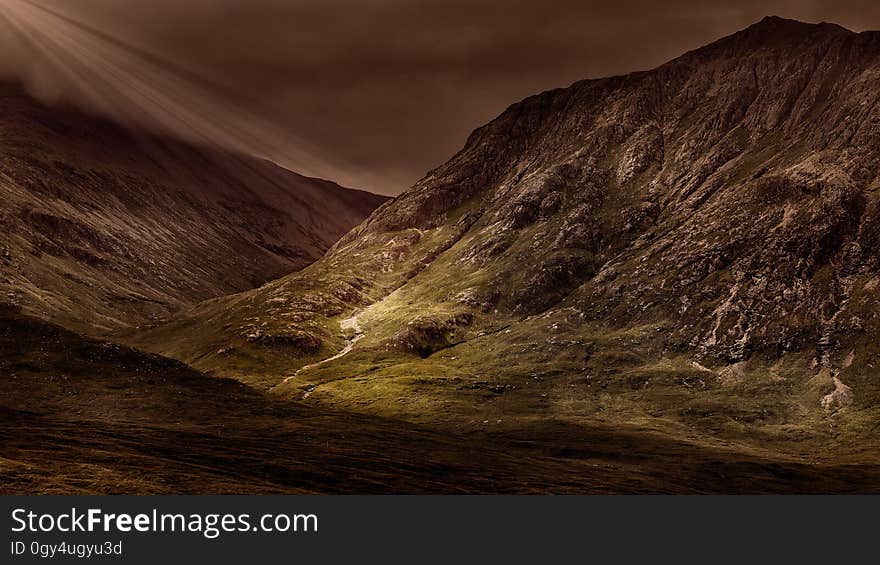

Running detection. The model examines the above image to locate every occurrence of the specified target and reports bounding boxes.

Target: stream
[275,314,364,388]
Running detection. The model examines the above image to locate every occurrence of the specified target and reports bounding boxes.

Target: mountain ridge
[351,15,877,236]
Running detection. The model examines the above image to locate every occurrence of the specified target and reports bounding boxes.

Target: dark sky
[2,0,879,194]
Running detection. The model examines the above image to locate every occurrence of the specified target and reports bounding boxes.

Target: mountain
[129,17,880,474]
[0,82,387,334]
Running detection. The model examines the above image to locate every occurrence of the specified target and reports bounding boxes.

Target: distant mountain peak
[746,15,852,35]
[725,15,854,47]
[671,15,859,66]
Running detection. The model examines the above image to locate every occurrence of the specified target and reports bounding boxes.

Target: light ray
[0,0,356,182]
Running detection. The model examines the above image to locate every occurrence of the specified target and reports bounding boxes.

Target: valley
[3,16,880,493]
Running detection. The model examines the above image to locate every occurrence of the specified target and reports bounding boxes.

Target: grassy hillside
[5,304,879,493]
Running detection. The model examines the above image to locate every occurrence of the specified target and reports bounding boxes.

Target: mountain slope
[130,18,880,465]
[0,82,387,333]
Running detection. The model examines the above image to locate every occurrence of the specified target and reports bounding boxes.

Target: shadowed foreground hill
[2,304,879,494]
[0,82,387,334]
[129,18,880,481]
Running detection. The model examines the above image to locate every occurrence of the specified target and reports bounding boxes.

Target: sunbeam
[0,0,351,181]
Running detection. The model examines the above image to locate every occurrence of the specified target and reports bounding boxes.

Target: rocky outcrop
[389,313,475,358]
[822,375,855,411]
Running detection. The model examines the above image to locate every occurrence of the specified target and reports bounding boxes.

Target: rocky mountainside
[130,18,880,470]
[0,82,387,333]
[339,16,879,357]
